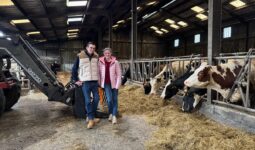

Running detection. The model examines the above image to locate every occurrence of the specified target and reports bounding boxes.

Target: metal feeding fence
[119,48,255,114]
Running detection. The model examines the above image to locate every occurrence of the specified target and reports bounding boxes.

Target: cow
[182,87,207,112]
[160,61,201,99]
[184,60,255,103]
[143,64,175,95]
[121,67,130,85]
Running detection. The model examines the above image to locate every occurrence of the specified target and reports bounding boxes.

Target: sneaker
[112,116,117,124]
[108,114,113,122]
[86,117,89,123]
[87,120,94,129]
[94,118,100,124]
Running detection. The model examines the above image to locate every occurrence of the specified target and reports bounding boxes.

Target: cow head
[149,77,162,94]
[182,95,195,112]
[121,75,127,85]
[184,62,211,88]
[121,68,130,85]
[182,94,202,112]
[163,84,179,99]
[143,78,151,94]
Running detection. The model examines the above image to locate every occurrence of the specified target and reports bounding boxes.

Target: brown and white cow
[184,60,255,103]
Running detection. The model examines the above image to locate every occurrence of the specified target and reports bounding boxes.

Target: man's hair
[86,41,96,48]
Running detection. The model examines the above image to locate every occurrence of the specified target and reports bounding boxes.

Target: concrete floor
[0,92,156,150]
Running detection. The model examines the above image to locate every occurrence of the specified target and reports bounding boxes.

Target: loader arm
[0,35,74,105]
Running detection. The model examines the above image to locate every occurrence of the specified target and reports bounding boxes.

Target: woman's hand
[75,81,83,86]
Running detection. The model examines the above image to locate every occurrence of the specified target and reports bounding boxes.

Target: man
[71,42,100,129]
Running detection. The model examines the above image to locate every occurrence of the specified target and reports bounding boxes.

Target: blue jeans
[104,83,118,116]
[82,81,99,120]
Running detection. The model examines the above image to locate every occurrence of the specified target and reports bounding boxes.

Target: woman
[98,48,122,124]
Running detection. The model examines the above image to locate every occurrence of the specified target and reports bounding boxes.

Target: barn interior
[1,0,255,149]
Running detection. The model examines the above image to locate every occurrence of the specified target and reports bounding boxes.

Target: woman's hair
[103,47,112,53]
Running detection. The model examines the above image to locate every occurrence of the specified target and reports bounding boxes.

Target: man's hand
[75,81,83,86]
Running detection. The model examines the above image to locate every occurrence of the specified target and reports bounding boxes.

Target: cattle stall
[120,54,202,83]
[119,49,255,132]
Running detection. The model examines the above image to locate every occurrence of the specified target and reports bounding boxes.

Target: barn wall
[34,40,84,71]
[169,20,255,57]
[103,30,168,59]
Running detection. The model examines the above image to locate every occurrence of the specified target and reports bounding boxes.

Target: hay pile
[57,72,71,86]
[119,85,255,150]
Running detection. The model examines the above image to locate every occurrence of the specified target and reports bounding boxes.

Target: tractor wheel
[4,84,21,111]
[0,89,6,116]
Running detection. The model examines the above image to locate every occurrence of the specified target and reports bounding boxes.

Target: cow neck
[206,66,236,100]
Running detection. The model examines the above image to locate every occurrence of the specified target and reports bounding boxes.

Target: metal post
[98,28,102,52]
[245,22,249,51]
[184,37,187,55]
[131,0,137,80]
[207,0,222,104]
[246,59,251,108]
[108,13,113,48]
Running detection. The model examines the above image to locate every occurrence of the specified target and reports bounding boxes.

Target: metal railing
[119,49,255,114]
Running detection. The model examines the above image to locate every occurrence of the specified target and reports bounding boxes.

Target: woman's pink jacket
[98,56,122,89]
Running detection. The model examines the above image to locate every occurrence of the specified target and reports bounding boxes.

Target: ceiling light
[11,19,30,24]
[230,0,246,8]
[150,26,158,30]
[170,24,180,30]
[67,17,82,24]
[0,0,14,6]
[177,21,188,27]
[142,11,157,20]
[191,6,204,13]
[117,20,125,24]
[35,39,47,42]
[68,14,83,17]
[161,0,176,9]
[0,31,5,37]
[26,31,40,36]
[160,28,169,33]
[112,24,118,28]
[68,35,78,38]
[137,7,142,11]
[165,19,175,24]
[196,14,208,21]
[67,32,78,36]
[6,37,12,41]
[68,29,79,32]
[155,30,163,35]
[147,1,157,6]
[66,0,87,7]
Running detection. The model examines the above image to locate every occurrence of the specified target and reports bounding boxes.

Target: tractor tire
[0,89,6,116]
[4,84,21,111]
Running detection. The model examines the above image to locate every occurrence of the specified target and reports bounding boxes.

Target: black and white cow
[121,67,130,85]
[182,88,207,112]
[160,61,201,99]
[160,66,194,99]
[184,60,255,103]
[143,65,175,95]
